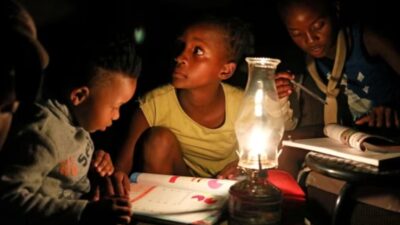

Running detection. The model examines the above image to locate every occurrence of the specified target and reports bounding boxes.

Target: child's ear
[70,87,90,106]
[219,62,236,80]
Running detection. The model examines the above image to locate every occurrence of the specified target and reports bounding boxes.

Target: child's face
[72,72,137,133]
[282,3,336,58]
[172,24,232,89]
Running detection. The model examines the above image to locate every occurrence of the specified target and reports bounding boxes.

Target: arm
[115,108,150,174]
[275,71,298,130]
[363,27,400,75]
[356,27,400,127]
[91,149,114,177]
[217,160,239,179]
[81,144,115,200]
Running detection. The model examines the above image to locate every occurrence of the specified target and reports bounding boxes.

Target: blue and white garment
[316,25,397,120]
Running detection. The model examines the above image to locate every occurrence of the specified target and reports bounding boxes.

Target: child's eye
[312,21,324,31]
[193,46,204,56]
[289,30,301,38]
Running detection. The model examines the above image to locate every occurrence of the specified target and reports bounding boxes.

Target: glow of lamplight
[243,83,269,165]
[254,81,263,117]
[247,125,267,156]
[245,127,274,170]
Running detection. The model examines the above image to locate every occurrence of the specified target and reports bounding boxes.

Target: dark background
[18,0,400,156]
[20,0,400,94]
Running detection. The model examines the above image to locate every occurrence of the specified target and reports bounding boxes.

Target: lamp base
[228,169,282,225]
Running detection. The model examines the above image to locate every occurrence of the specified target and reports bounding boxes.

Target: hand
[91,150,114,177]
[80,196,132,225]
[275,71,294,98]
[217,160,239,180]
[100,171,131,198]
[355,106,399,128]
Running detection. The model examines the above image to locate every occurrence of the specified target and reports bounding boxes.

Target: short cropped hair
[276,0,337,20]
[189,15,253,63]
[83,34,142,86]
[47,33,141,100]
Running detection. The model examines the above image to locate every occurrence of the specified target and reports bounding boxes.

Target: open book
[129,172,237,225]
[282,124,400,168]
[323,124,400,152]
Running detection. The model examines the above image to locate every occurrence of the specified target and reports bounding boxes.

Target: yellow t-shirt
[139,83,244,177]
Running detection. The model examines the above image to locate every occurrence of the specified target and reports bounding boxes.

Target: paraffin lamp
[229,57,284,225]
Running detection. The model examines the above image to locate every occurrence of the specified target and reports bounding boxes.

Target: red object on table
[268,169,306,225]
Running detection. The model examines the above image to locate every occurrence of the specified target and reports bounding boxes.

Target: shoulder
[139,84,180,125]
[4,102,57,157]
[222,83,244,112]
[140,84,175,104]
[11,100,88,153]
[12,102,53,136]
[29,100,72,133]
[360,25,394,57]
[222,83,244,97]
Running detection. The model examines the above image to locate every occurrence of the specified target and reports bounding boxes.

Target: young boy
[116,15,253,179]
[0,33,141,225]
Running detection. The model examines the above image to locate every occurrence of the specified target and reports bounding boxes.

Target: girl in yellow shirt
[116,15,252,178]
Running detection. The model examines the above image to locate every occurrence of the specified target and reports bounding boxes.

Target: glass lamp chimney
[235,57,284,170]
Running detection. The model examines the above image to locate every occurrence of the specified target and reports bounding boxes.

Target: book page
[323,124,396,151]
[129,183,226,224]
[129,173,237,225]
[130,172,237,196]
[129,183,227,213]
[282,138,400,167]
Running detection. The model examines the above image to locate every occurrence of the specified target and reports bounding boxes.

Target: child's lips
[309,46,324,56]
[173,71,187,79]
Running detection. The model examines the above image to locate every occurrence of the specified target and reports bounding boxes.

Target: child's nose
[175,52,188,65]
[305,32,318,44]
